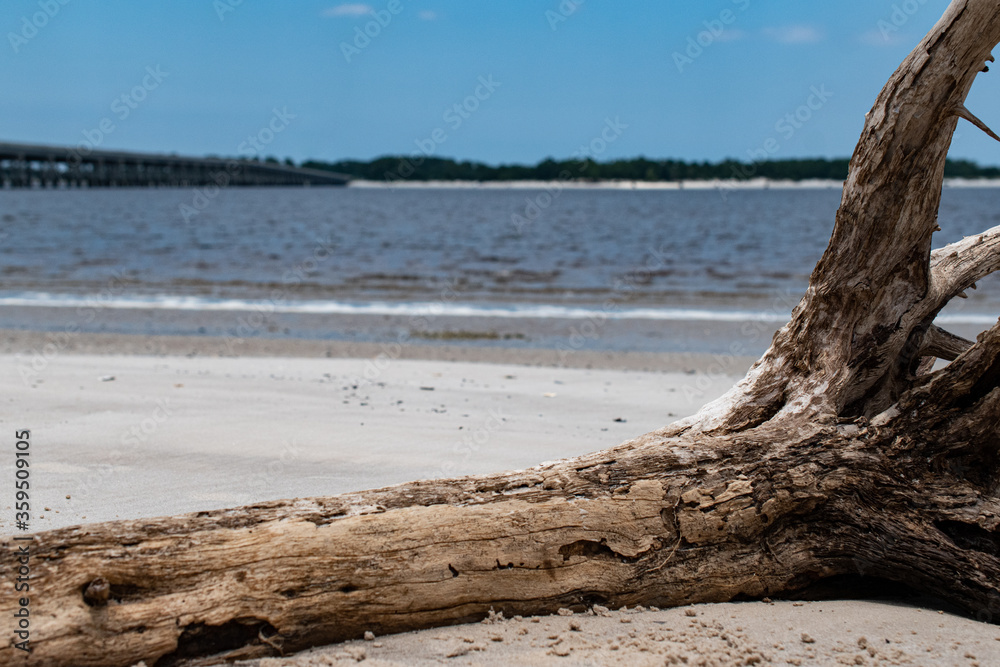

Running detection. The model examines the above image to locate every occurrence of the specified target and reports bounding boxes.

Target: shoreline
[0,302,792,358]
[0,327,759,373]
[346,176,1000,190]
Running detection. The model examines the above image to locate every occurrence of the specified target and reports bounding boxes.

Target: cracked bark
[6,1,1000,665]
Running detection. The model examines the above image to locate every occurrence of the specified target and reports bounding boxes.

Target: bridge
[0,141,350,188]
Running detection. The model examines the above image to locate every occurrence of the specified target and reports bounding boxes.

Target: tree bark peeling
[7,1,1000,665]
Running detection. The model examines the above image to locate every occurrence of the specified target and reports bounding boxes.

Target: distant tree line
[294,156,1000,183]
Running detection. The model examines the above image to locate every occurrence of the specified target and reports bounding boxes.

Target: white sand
[4,345,998,666]
[253,600,1000,666]
[0,352,734,530]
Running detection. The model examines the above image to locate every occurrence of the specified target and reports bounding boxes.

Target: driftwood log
[7,1,1000,664]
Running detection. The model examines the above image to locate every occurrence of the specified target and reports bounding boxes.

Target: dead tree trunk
[6,2,1000,665]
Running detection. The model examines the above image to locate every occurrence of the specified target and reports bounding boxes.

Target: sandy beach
[3,330,999,665]
[11,2,1000,663]
[249,600,1000,666]
[0,331,744,529]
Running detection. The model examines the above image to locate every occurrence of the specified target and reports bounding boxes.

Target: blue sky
[2,0,998,166]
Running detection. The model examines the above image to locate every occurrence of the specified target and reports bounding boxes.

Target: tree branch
[927,224,1000,310]
[920,324,974,361]
[907,320,1000,407]
[956,104,1000,143]
[678,1,1000,431]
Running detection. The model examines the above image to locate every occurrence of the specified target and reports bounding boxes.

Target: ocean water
[1,185,998,352]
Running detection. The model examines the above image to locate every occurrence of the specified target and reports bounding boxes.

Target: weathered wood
[5,375,1000,666]
[6,1,1000,665]
[677,0,1000,432]
[921,325,973,362]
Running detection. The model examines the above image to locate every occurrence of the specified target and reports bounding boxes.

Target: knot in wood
[82,577,110,607]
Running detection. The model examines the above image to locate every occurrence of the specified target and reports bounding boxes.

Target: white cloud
[714,29,746,43]
[323,4,374,17]
[763,25,822,44]
[418,10,438,21]
[859,28,907,47]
